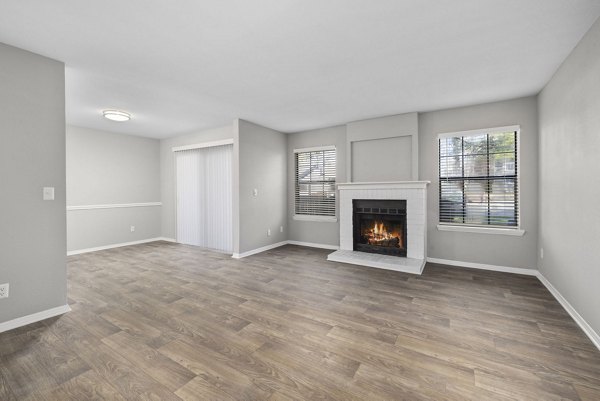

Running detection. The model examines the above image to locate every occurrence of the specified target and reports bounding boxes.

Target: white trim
[426,257,537,276]
[67,202,161,211]
[438,126,522,230]
[328,250,425,275]
[437,224,525,236]
[337,181,430,190]
[172,138,233,152]
[536,273,600,351]
[437,125,520,139]
[293,214,338,222]
[425,257,600,350]
[293,145,336,153]
[287,241,339,250]
[231,241,288,259]
[67,237,167,256]
[69,238,337,259]
[0,304,71,334]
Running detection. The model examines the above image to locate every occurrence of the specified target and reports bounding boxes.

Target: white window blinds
[294,146,336,217]
[439,127,519,228]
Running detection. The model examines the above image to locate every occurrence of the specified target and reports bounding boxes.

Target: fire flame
[366,221,403,248]
[373,222,386,236]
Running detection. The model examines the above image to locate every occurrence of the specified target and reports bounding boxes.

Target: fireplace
[353,199,407,257]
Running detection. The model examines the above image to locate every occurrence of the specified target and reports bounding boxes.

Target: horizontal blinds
[295,148,336,216]
[439,130,518,227]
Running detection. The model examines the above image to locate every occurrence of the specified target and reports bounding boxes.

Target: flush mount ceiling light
[102,109,131,122]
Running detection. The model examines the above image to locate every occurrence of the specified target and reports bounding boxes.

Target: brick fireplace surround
[327,181,430,274]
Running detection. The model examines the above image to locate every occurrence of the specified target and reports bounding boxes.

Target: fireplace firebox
[353,199,407,257]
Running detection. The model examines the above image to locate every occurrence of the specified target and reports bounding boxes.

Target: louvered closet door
[175,144,233,253]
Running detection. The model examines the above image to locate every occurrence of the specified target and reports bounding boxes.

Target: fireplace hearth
[353,199,407,257]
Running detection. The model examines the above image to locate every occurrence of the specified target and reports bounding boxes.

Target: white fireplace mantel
[328,181,430,274]
[336,181,430,190]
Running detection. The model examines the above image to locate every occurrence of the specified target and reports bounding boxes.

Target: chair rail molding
[67,202,162,211]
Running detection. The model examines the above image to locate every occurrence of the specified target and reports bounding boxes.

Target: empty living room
[1,1,600,400]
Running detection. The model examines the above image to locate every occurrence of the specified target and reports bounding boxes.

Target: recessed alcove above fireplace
[328,181,430,274]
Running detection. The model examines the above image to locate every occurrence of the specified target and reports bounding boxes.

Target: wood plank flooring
[1,241,599,400]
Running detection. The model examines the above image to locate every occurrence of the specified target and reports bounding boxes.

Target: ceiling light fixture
[102,109,131,122]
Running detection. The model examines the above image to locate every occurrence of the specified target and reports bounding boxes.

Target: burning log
[368,236,400,247]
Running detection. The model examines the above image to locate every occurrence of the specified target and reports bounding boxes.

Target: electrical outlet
[42,187,55,201]
[130,225,135,232]
[280,226,284,233]
[267,229,271,236]
[0,283,9,299]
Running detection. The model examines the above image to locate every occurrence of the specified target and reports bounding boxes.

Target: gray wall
[0,43,66,323]
[66,126,161,251]
[287,125,347,246]
[419,96,539,269]
[538,18,600,334]
[287,113,417,246]
[237,119,287,254]
[287,105,538,269]
[160,125,233,240]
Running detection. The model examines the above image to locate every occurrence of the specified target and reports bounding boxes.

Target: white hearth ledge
[337,181,430,190]
[327,250,425,275]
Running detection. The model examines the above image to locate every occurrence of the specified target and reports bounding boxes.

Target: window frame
[293,145,337,222]
[437,125,524,236]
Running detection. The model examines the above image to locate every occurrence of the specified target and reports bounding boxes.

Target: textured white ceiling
[1,0,599,138]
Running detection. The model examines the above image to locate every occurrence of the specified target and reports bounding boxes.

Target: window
[294,146,336,221]
[439,126,519,229]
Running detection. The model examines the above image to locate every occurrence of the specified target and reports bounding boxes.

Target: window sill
[437,224,525,236]
[293,215,338,223]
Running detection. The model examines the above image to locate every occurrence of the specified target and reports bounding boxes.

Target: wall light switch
[43,187,55,201]
[253,188,258,197]
[267,229,271,236]
[280,226,284,233]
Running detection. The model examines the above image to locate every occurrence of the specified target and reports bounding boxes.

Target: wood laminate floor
[1,242,599,400]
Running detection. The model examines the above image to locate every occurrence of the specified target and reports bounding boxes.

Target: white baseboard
[287,240,339,250]
[0,304,71,334]
[426,257,538,276]
[536,273,600,351]
[68,237,336,259]
[67,237,167,256]
[232,241,288,259]
[425,257,599,351]
[232,240,340,259]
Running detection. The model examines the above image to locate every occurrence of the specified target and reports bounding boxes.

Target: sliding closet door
[176,149,204,246]
[204,144,232,252]
[175,144,232,253]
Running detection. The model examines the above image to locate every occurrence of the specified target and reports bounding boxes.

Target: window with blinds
[294,146,336,218]
[439,127,519,228]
